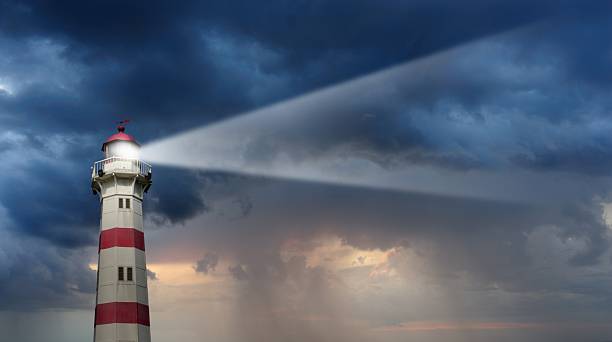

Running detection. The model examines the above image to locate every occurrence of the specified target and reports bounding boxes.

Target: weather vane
[116,119,131,131]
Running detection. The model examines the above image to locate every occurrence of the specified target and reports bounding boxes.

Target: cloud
[195,252,219,274]
[145,168,209,225]
[0,3,611,342]
[142,170,612,341]
[0,0,583,137]
[146,268,158,280]
[227,264,248,281]
[0,209,95,310]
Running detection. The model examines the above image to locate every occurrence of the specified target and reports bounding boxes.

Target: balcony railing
[92,157,152,178]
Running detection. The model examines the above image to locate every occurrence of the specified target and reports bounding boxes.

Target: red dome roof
[101,126,140,151]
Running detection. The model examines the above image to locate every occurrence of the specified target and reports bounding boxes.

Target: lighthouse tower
[91,124,153,342]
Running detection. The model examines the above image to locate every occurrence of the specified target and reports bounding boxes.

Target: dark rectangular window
[118,198,123,209]
[126,198,131,209]
[118,266,124,281]
[127,267,133,281]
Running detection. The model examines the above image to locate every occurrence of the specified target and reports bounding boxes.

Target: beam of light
[141,25,571,202]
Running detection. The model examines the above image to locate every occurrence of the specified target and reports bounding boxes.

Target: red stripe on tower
[95,302,150,326]
[99,228,145,251]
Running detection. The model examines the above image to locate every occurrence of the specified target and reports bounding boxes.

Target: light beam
[141,26,576,202]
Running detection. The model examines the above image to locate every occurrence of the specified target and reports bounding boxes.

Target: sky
[1,1,612,341]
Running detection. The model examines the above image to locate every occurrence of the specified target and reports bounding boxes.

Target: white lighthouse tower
[91,123,153,342]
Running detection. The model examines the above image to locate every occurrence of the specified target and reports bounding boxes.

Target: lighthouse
[91,123,153,342]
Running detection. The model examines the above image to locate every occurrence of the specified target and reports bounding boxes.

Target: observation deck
[92,157,152,179]
[91,157,152,196]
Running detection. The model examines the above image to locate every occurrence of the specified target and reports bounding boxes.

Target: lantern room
[102,125,140,159]
[92,124,152,187]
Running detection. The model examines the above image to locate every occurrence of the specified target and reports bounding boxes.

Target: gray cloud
[146,269,158,281]
[195,252,219,274]
[0,222,95,310]
[142,172,612,342]
[188,174,611,283]
[227,264,248,281]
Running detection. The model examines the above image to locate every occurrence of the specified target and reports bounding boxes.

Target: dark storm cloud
[145,168,208,225]
[141,10,612,186]
[0,0,610,323]
[1,162,98,246]
[0,228,95,310]
[0,131,100,247]
[0,0,607,242]
[260,11,612,176]
[0,0,589,135]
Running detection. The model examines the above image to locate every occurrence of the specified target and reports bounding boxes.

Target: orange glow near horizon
[281,236,393,270]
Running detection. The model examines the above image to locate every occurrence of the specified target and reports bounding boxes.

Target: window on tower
[119,198,124,209]
[126,198,131,209]
[118,266,124,281]
[127,267,133,281]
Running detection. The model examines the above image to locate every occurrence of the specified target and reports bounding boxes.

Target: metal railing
[92,157,152,178]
